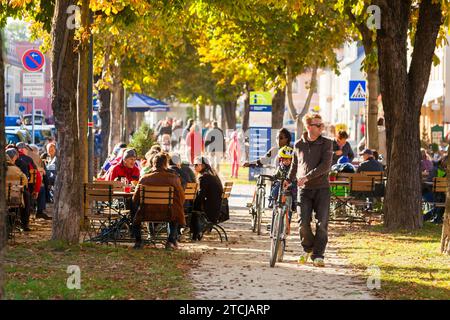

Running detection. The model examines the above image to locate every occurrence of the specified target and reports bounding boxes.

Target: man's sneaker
[313,258,325,267]
[298,252,312,264]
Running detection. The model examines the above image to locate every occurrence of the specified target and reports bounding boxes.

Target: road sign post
[249,92,272,181]
[349,80,367,145]
[22,49,45,144]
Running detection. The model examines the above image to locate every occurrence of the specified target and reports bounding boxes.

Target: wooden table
[113,191,136,198]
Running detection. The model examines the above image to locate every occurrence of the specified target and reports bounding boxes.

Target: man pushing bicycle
[285,113,333,268]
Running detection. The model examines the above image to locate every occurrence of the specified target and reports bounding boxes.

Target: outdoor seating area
[81,180,233,246]
[329,172,385,224]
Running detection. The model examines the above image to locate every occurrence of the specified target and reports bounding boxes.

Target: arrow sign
[22,49,45,72]
[349,80,366,102]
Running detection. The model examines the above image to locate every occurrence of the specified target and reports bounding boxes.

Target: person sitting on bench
[132,152,185,249]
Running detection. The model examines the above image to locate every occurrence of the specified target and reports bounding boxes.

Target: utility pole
[87,12,94,181]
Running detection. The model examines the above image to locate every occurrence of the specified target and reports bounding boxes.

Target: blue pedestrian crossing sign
[349,80,366,102]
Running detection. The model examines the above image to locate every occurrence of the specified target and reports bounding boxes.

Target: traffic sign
[23,85,45,98]
[349,80,366,102]
[249,91,272,181]
[22,49,45,72]
[19,105,26,113]
[23,73,44,85]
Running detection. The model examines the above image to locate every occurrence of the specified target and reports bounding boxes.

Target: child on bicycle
[270,146,297,214]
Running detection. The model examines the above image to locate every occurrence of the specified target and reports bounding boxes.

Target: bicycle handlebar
[255,174,274,180]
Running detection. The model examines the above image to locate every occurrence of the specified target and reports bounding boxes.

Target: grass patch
[218,163,252,185]
[4,241,200,300]
[334,222,450,299]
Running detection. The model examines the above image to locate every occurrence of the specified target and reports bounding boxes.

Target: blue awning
[127,93,169,112]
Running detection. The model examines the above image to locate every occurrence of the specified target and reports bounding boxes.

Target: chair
[361,171,383,182]
[28,168,37,184]
[191,181,232,242]
[83,182,118,243]
[329,173,353,221]
[223,181,233,199]
[5,176,26,242]
[431,177,446,208]
[348,174,377,223]
[138,185,174,244]
[183,182,198,228]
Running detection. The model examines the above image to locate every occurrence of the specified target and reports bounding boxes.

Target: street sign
[23,72,44,85]
[23,72,45,98]
[431,125,444,144]
[23,85,45,98]
[22,49,45,72]
[249,91,272,181]
[349,80,366,102]
[18,105,26,113]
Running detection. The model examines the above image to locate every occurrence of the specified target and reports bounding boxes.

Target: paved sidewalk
[184,204,379,300]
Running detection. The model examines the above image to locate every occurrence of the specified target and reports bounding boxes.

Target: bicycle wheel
[114,218,132,241]
[256,187,265,235]
[251,192,259,233]
[270,209,284,267]
[277,206,289,262]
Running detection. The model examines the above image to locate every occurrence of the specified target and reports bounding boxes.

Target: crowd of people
[152,117,237,176]
[5,138,58,231]
[97,141,227,249]
[6,112,446,256]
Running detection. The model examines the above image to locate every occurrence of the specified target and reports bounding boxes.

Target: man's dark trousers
[297,188,330,260]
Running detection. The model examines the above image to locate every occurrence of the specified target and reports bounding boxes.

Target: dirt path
[183,206,379,300]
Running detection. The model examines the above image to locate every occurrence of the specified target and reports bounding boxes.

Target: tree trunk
[271,86,285,130]
[212,105,217,122]
[50,0,82,243]
[366,67,379,151]
[0,28,7,299]
[126,108,135,143]
[223,100,237,129]
[242,84,251,132]
[77,0,89,185]
[109,76,123,154]
[198,104,206,124]
[98,88,110,164]
[375,0,442,230]
[135,112,144,130]
[442,156,450,254]
[346,6,380,153]
[221,105,226,130]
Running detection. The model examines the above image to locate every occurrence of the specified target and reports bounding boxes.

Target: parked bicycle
[247,174,273,235]
[269,175,293,268]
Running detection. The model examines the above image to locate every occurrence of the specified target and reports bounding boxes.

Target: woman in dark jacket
[191,156,223,240]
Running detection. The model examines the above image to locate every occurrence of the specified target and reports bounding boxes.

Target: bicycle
[269,176,293,268]
[248,174,273,235]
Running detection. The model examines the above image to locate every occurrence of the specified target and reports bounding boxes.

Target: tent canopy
[127,93,169,112]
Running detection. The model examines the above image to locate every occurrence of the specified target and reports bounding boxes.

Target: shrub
[128,122,157,158]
